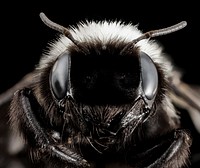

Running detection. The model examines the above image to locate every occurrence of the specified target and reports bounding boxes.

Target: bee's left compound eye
[140,52,158,100]
[50,53,71,100]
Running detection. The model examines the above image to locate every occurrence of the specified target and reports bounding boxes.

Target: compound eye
[50,53,71,100]
[140,52,158,100]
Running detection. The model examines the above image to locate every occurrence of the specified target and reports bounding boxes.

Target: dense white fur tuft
[38,20,173,75]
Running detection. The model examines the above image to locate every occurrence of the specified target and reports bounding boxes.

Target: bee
[0,12,200,168]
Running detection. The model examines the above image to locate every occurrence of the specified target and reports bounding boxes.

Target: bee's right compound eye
[140,52,158,100]
[50,53,71,100]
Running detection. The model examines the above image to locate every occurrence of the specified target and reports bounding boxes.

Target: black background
[0,1,200,168]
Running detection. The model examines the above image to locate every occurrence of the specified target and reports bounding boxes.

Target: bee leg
[9,88,89,167]
[131,130,192,168]
[147,130,192,168]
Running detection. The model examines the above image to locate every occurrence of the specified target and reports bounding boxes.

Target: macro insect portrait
[0,12,200,168]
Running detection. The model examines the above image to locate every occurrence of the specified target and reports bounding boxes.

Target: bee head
[40,12,186,109]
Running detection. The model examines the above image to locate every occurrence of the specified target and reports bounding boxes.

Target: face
[51,45,141,105]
